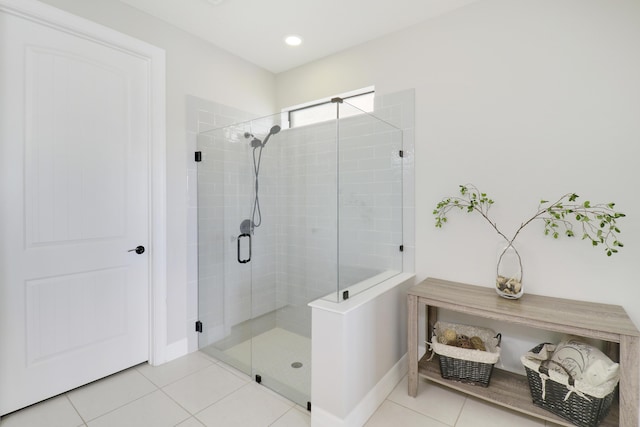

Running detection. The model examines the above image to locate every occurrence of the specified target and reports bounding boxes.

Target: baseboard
[311,353,408,427]
[164,338,189,363]
[311,406,347,427]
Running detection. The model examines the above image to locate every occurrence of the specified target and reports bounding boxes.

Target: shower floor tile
[223,328,311,400]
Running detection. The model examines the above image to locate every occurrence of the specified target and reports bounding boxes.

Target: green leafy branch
[433,184,626,257]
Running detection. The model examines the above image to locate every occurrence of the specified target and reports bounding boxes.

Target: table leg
[604,341,620,362]
[619,335,639,427]
[408,294,418,397]
[427,305,437,346]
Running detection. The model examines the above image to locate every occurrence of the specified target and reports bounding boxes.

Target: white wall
[277,0,640,325]
[37,0,276,351]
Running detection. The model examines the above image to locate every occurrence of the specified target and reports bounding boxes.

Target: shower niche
[196,98,404,407]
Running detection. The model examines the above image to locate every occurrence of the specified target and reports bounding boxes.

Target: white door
[0,4,152,415]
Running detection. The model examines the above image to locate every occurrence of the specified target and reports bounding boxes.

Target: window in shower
[285,88,374,128]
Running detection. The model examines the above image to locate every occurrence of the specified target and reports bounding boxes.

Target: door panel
[25,46,128,245]
[26,268,127,364]
[0,7,150,415]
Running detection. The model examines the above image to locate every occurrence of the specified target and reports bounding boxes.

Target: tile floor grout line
[453,397,469,427]
[173,417,205,427]
[207,328,311,398]
[78,387,163,425]
[212,359,253,383]
[0,369,155,427]
[253,383,298,411]
[64,393,88,426]
[361,399,385,426]
[162,376,252,421]
[267,405,310,427]
[134,356,216,388]
[266,405,294,426]
[78,368,162,424]
[157,385,200,418]
[384,398,456,426]
[200,354,310,422]
[159,360,250,401]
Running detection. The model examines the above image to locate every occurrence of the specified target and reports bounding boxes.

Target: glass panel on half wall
[335,99,403,302]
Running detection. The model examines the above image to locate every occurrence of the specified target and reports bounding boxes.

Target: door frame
[0,0,168,365]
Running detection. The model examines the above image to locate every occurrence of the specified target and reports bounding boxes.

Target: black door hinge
[399,245,404,252]
[195,151,202,162]
[255,374,262,384]
[195,320,203,333]
[343,290,349,300]
[399,150,404,158]
[307,401,311,412]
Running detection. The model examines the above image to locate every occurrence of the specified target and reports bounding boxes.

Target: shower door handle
[237,233,251,264]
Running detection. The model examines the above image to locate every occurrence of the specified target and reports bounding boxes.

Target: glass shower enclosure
[196,100,403,407]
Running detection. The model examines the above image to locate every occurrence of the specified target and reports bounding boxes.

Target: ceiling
[118,0,479,73]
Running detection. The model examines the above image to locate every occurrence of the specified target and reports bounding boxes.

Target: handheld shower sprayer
[270,124,281,134]
[244,125,281,147]
[240,124,282,236]
[261,125,281,147]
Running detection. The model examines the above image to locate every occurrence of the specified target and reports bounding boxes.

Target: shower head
[269,125,281,135]
[244,131,263,147]
[262,125,281,147]
[245,125,281,148]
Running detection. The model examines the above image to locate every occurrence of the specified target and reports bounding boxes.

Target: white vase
[496,242,523,299]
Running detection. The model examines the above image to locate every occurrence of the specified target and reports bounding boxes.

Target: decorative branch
[433,184,626,257]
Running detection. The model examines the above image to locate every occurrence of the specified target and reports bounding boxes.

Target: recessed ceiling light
[284,35,303,46]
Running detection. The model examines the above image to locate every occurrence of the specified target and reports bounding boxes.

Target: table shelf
[418,354,618,427]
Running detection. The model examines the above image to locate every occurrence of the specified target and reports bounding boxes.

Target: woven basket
[521,343,618,427]
[430,322,501,387]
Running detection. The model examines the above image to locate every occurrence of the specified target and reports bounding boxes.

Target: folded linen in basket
[550,339,619,387]
[521,343,619,400]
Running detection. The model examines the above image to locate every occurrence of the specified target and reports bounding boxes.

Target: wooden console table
[407,278,640,427]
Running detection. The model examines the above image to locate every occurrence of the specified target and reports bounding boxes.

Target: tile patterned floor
[0,351,563,426]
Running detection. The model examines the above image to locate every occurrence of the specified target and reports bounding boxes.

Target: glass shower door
[196,122,255,375]
[239,114,312,408]
[196,114,312,407]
